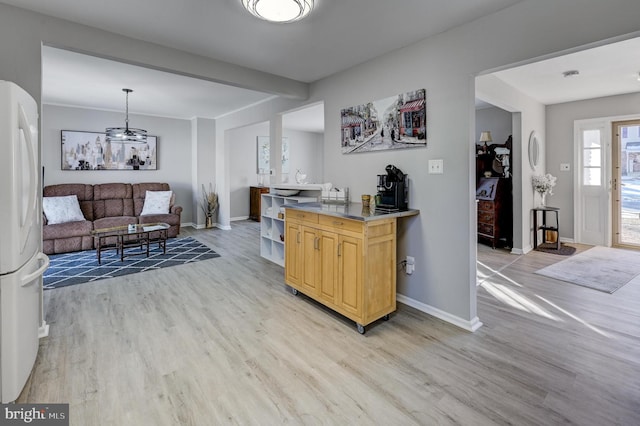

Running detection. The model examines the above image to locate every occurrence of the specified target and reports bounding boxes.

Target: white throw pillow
[43,195,86,225]
[140,190,172,216]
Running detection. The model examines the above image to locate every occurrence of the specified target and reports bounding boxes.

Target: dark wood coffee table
[91,223,170,264]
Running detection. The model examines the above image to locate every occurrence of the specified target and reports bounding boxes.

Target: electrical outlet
[560,163,571,171]
[406,256,415,274]
[428,159,444,174]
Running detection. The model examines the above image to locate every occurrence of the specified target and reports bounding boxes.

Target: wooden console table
[249,186,270,221]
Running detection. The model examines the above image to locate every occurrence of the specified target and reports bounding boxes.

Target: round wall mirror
[528,131,540,171]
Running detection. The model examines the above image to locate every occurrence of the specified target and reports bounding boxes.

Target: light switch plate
[560,163,570,171]
[429,159,444,174]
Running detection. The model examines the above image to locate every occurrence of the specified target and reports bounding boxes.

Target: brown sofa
[43,182,182,255]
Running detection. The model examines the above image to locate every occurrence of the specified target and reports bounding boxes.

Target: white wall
[475,106,512,149]
[476,75,546,252]
[226,123,324,219]
[192,117,217,227]
[282,129,324,185]
[227,121,268,219]
[546,92,640,239]
[42,104,194,222]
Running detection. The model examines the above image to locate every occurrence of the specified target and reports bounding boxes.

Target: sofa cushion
[43,184,94,221]
[140,190,172,215]
[43,195,86,224]
[93,183,134,219]
[133,183,171,216]
[42,219,93,240]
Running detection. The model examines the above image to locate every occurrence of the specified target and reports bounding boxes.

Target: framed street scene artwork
[341,89,426,154]
[61,130,157,170]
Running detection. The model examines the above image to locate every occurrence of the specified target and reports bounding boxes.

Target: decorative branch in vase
[201,183,218,229]
[532,173,557,207]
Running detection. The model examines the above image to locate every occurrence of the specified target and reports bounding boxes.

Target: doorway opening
[612,119,640,248]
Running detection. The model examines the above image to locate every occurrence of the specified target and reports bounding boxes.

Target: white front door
[575,122,609,245]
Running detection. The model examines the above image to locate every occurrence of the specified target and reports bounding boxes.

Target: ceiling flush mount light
[241,0,314,23]
[106,88,147,143]
[562,70,580,78]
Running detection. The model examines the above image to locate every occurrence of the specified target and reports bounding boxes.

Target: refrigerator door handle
[20,253,50,287]
[17,103,38,232]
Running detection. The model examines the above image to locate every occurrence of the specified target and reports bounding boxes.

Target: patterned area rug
[44,237,220,289]
[535,246,640,293]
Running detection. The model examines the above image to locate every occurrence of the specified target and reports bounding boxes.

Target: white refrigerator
[0,81,49,403]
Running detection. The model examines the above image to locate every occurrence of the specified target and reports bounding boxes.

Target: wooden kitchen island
[284,202,419,334]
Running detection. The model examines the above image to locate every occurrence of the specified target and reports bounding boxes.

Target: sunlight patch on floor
[478,254,616,338]
[477,261,523,287]
[536,295,615,338]
[480,280,559,320]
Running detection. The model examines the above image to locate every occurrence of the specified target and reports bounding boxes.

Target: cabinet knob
[333,221,343,226]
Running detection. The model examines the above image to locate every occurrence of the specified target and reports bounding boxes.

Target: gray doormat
[44,237,220,289]
[534,242,576,256]
[535,246,640,293]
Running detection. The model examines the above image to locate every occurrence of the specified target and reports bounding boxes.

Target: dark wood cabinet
[476,177,511,248]
[249,186,269,222]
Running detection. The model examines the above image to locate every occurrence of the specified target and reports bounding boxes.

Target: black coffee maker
[376,165,408,211]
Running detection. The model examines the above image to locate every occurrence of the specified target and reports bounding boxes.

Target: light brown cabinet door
[337,235,363,317]
[318,231,339,305]
[301,227,320,295]
[285,222,302,286]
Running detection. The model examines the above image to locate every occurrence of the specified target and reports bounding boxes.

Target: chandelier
[106,88,147,143]
[241,0,314,23]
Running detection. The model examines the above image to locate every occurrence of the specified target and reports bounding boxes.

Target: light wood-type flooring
[18,222,640,425]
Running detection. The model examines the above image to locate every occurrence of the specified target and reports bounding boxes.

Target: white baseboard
[38,321,49,339]
[231,216,249,222]
[189,222,230,230]
[396,294,483,332]
[560,237,575,243]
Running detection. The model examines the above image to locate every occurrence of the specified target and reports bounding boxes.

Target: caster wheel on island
[383,314,390,321]
[291,288,299,296]
[356,323,365,334]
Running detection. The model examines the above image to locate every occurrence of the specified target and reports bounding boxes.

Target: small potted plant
[201,183,218,229]
[532,173,557,207]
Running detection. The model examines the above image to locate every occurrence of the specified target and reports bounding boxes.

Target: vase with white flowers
[532,173,557,207]
[201,183,218,229]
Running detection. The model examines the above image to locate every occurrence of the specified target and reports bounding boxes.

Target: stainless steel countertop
[283,202,420,222]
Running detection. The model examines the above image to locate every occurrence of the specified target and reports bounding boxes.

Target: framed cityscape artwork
[61,130,158,170]
[341,88,426,154]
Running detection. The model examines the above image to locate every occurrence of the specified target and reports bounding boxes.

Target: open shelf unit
[260,193,318,266]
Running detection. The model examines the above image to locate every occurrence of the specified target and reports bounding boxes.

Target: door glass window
[583,129,602,186]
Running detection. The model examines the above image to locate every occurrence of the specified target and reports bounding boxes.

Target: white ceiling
[16,0,639,129]
[42,46,276,120]
[5,0,524,83]
[489,37,640,105]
